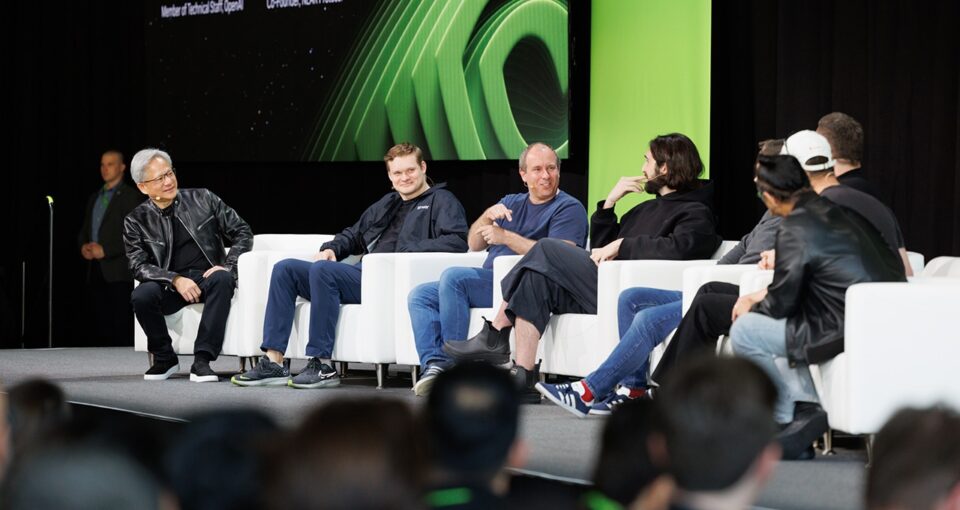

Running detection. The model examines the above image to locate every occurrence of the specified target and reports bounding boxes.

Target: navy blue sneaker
[535,382,591,418]
[413,362,449,396]
[588,387,646,416]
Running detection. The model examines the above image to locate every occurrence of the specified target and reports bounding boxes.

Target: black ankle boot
[511,361,542,404]
[442,317,512,364]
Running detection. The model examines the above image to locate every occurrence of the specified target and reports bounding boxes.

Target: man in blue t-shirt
[408,142,587,396]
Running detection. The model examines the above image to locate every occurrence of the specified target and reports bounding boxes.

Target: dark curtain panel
[711,0,959,260]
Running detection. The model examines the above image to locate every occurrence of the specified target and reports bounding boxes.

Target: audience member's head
[267,398,423,510]
[2,446,169,510]
[645,133,704,194]
[867,406,960,510]
[165,409,278,510]
[817,112,863,165]
[655,357,780,509]
[754,154,812,216]
[6,379,70,458]
[589,398,672,510]
[425,362,522,491]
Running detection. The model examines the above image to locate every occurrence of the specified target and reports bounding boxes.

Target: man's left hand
[203,266,227,279]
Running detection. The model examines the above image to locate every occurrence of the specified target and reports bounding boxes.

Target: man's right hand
[314,249,336,262]
[80,243,94,260]
[603,176,646,209]
[483,204,513,223]
[173,276,202,303]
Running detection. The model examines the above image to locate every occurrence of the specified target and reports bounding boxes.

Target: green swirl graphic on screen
[304,0,569,161]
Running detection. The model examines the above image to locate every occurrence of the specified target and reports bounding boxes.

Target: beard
[644,175,668,195]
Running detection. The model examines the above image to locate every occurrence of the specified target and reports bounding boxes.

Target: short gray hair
[519,142,560,172]
[130,148,173,183]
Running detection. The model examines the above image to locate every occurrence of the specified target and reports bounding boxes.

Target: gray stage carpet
[0,347,865,509]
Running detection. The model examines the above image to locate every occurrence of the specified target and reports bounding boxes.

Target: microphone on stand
[47,195,53,349]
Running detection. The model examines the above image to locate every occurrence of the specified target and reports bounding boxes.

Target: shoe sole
[190,374,219,383]
[413,376,436,397]
[144,364,180,381]
[230,376,290,387]
[588,408,612,416]
[535,383,586,417]
[288,378,341,389]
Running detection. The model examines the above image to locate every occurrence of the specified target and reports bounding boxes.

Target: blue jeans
[730,312,819,423]
[583,287,682,397]
[261,259,362,359]
[408,267,493,367]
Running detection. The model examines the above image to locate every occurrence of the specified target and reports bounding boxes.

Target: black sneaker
[442,318,511,364]
[777,401,828,460]
[144,358,180,381]
[190,360,219,383]
[511,361,541,404]
[289,357,340,389]
[413,362,449,396]
[231,357,290,387]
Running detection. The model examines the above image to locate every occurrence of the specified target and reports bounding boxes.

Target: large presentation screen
[145,0,570,162]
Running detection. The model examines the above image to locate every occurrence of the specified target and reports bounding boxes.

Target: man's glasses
[143,169,176,186]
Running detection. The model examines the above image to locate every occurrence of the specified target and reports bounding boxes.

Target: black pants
[504,270,591,335]
[650,281,739,384]
[85,262,134,346]
[131,270,235,362]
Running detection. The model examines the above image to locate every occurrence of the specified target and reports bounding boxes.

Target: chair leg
[283,358,291,371]
[411,366,419,387]
[239,357,247,372]
[865,434,876,467]
[376,363,385,389]
[148,353,154,367]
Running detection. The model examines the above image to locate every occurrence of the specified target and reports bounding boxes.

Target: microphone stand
[47,195,53,348]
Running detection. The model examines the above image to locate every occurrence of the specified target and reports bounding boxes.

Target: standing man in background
[78,150,142,346]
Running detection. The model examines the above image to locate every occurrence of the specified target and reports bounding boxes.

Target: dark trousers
[131,270,235,362]
[650,281,739,384]
[504,270,591,335]
[85,262,134,346]
[260,259,362,359]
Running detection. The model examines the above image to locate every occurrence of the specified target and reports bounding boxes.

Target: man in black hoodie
[445,133,721,401]
[233,143,469,389]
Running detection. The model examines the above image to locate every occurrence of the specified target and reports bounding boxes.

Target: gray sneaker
[289,358,340,389]
[413,363,448,396]
[231,357,290,387]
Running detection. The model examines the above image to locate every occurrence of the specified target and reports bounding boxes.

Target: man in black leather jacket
[729,153,905,459]
[123,148,253,383]
[232,143,468,389]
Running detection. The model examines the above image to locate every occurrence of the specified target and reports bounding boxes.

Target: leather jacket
[123,188,253,285]
[753,192,906,365]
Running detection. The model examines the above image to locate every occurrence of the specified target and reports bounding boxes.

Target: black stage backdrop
[711,0,960,259]
[2,0,957,348]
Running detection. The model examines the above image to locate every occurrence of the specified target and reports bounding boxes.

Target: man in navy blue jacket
[233,143,469,388]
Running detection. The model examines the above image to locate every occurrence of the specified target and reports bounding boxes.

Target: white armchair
[392,252,489,367]
[133,234,334,367]
[814,280,960,436]
[533,240,740,377]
